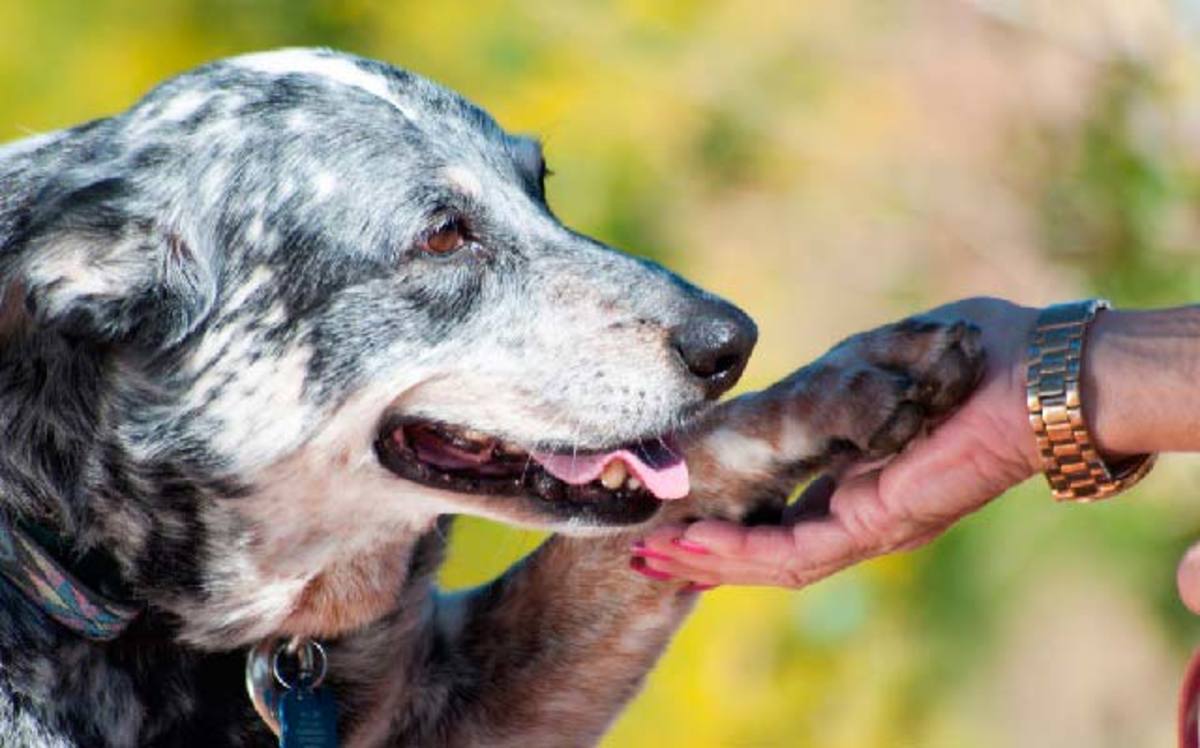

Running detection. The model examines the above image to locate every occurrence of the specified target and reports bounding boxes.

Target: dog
[0,48,983,746]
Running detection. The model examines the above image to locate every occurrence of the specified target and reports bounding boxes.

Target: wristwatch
[1026,299,1157,502]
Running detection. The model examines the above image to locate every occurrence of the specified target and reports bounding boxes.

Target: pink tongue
[531,441,690,500]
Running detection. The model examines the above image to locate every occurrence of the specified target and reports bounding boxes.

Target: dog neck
[0,292,109,528]
[174,446,444,648]
[0,299,445,649]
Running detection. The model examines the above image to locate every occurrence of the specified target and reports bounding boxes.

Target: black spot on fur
[31,176,132,236]
[131,144,173,170]
[178,100,220,133]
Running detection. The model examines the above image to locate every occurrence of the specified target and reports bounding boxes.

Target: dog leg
[435,537,699,747]
[326,533,696,748]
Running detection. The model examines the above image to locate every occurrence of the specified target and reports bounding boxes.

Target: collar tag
[247,637,340,747]
[278,680,339,748]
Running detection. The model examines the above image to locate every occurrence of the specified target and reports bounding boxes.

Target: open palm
[636,298,1042,588]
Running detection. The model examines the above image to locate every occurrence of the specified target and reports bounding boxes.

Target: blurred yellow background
[4,1,1200,745]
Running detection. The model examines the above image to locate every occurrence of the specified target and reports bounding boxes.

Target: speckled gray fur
[0,47,983,748]
[0,48,757,746]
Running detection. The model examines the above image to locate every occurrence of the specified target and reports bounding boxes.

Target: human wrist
[1082,305,1200,459]
[1003,305,1044,476]
[1025,300,1159,501]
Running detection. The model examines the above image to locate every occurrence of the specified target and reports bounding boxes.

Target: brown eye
[421,221,466,255]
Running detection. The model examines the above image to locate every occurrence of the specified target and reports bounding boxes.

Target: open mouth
[373,417,690,525]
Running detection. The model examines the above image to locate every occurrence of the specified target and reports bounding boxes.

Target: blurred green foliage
[4,2,1199,746]
[1040,59,1200,306]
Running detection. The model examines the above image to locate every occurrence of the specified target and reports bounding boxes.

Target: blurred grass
[5,2,1200,745]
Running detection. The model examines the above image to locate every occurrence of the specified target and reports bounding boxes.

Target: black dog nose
[670,301,758,399]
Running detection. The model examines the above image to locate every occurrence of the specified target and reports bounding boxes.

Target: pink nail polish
[672,538,711,555]
[629,556,674,581]
[630,545,674,562]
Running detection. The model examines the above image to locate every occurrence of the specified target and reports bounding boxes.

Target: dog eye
[421,220,466,256]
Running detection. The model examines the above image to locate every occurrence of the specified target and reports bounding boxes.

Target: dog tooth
[626,476,642,491]
[600,461,628,490]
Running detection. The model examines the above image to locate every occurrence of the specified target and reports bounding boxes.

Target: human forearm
[1083,305,1200,459]
[635,298,1200,589]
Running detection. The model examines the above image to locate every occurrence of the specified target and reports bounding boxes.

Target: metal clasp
[245,637,328,738]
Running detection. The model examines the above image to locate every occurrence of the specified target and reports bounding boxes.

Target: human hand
[634,298,1043,588]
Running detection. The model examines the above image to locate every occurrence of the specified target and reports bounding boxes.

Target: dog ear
[3,173,217,349]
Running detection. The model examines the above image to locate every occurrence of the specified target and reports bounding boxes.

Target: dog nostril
[711,353,742,379]
[670,304,757,399]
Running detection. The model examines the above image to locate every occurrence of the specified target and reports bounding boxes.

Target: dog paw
[805,316,985,460]
[675,316,984,527]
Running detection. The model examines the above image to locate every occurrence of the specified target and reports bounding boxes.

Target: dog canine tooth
[600,460,628,490]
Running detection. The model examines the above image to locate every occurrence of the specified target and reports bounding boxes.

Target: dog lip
[530,438,689,500]
[372,415,669,526]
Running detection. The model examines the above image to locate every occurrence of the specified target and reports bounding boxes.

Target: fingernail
[686,583,720,593]
[672,538,710,555]
[630,545,674,562]
[629,556,674,581]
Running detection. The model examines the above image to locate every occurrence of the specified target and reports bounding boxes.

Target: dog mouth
[373,417,690,525]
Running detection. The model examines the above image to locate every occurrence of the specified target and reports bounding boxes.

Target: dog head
[1,49,756,545]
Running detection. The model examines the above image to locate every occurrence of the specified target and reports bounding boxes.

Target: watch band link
[1026,299,1156,502]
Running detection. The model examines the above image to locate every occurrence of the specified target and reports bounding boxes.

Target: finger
[635,547,846,588]
[1178,541,1200,614]
[680,519,804,562]
[643,514,866,583]
[636,520,829,587]
[895,527,942,552]
[636,523,690,550]
[640,521,946,588]
[637,463,943,587]
[634,534,770,580]
[631,555,724,586]
[646,474,894,571]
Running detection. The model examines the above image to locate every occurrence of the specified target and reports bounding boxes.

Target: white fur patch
[233,49,419,121]
[443,166,482,199]
[223,266,274,311]
[205,341,314,466]
[777,417,823,461]
[286,111,310,131]
[27,242,117,299]
[0,130,65,161]
[161,90,211,122]
[244,214,266,244]
[705,428,780,474]
[25,234,146,316]
[313,171,337,200]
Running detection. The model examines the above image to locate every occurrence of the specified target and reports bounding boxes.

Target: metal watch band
[1026,299,1157,502]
